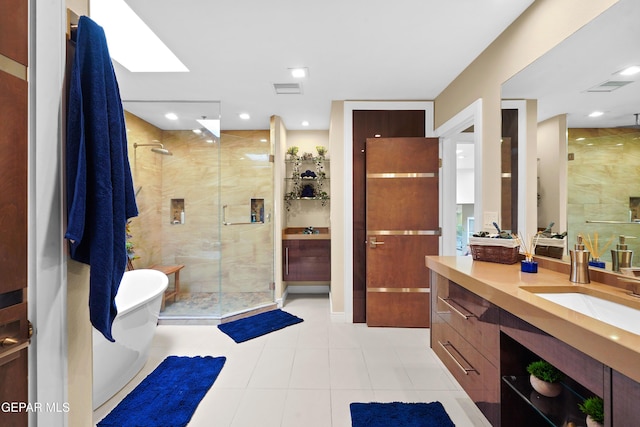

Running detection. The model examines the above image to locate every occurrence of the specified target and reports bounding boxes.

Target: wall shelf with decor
[284,149,330,211]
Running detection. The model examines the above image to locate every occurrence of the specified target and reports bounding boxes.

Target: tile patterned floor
[94,294,492,426]
[160,291,274,318]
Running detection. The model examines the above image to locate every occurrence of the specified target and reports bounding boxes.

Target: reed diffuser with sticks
[582,232,614,268]
[517,233,538,273]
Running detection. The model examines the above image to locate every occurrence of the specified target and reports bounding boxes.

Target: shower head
[150,147,173,156]
[133,142,173,156]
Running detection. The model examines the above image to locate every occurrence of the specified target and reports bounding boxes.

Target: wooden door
[365,137,439,327]
[0,1,29,425]
[352,110,426,323]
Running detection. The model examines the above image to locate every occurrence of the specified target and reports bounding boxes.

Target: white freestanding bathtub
[92,269,168,409]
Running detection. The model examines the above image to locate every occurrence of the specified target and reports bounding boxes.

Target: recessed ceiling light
[90,0,188,72]
[206,139,214,143]
[619,66,640,76]
[239,113,250,120]
[301,121,309,127]
[192,129,202,134]
[290,67,307,78]
[588,111,604,118]
[374,134,381,138]
[576,137,585,141]
[165,112,178,120]
[260,139,268,143]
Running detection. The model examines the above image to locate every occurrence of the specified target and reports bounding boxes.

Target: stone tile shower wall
[125,112,273,303]
[568,128,640,264]
[125,111,163,269]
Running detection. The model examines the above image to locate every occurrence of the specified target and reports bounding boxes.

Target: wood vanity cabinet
[282,239,331,281]
[430,263,640,426]
[612,369,640,424]
[430,272,501,426]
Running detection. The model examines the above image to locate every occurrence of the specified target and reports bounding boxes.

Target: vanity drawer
[435,280,500,364]
[432,319,500,425]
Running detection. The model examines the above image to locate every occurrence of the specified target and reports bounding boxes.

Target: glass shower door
[219,130,275,317]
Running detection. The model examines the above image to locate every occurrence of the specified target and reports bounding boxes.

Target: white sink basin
[535,292,640,335]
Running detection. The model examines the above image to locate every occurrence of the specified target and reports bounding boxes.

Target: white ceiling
[502,0,640,129]
[109,0,536,131]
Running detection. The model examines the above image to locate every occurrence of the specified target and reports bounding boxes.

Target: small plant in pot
[526,360,564,397]
[579,396,604,427]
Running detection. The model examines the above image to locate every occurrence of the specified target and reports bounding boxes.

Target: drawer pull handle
[438,340,476,375]
[1,337,18,347]
[437,296,476,320]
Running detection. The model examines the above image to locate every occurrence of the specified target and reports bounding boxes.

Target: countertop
[425,255,640,383]
[282,227,330,240]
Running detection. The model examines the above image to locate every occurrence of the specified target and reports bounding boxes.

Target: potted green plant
[579,396,604,427]
[526,360,564,397]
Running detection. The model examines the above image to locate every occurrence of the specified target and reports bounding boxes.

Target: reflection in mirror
[501,109,518,233]
[501,0,640,270]
[456,131,474,255]
[568,128,640,267]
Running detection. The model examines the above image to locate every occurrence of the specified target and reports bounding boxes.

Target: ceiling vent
[273,83,302,95]
[586,80,633,92]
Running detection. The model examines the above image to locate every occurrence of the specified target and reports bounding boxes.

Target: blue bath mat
[350,401,456,427]
[98,355,225,427]
[217,309,303,343]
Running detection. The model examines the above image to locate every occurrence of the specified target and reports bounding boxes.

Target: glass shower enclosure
[123,101,275,322]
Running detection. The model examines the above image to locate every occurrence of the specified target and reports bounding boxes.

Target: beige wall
[272,116,287,299]
[66,2,92,427]
[434,0,618,230]
[328,101,345,313]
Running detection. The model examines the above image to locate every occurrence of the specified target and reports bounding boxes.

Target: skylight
[90,0,188,73]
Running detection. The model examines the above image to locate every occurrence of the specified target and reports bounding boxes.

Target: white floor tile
[329,348,372,390]
[93,294,491,426]
[281,389,332,427]
[229,388,287,427]
[289,348,330,389]
[247,347,295,389]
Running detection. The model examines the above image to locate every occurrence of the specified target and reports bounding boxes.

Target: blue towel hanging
[65,16,138,342]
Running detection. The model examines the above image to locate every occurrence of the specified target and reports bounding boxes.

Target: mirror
[501,0,640,268]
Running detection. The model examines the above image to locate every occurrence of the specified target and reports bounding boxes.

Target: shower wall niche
[171,198,185,224]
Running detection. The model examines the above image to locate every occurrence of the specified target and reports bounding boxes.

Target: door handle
[1,337,18,347]
[369,237,385,249]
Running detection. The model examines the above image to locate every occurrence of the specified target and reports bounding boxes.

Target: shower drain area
[158,291,275,324]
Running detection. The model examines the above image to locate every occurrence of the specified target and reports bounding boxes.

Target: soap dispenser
[611,235,633,272]
[570,235,590,284]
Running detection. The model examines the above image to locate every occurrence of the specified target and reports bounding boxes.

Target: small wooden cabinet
[282,239,331,281]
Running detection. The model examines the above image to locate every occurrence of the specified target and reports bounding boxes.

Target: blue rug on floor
[350,401,456,427]
[218,309,303,343]
[98,356,226,427]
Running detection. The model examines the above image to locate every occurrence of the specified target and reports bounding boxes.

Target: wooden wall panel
[0,0,28,65]
[0,70,28,294]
